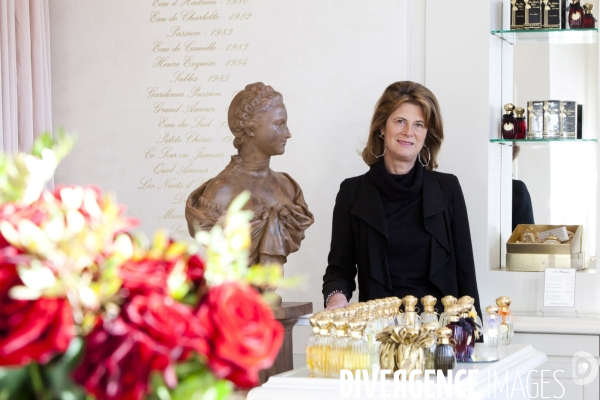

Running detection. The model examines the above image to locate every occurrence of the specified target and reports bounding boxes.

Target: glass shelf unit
[490,138,597,143]
[491,28,598,45]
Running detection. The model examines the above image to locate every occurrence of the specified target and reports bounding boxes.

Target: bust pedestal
[259,302,313,384]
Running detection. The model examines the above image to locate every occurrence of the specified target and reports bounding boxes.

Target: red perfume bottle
[569,0,584,28]
[583,3,596,28]
[502,103,517,140]
[515,107,527,139]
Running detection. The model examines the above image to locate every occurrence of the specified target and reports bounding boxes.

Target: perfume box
[525,0,542,29]
[511,0,527,29]
[577,104,583,139]
[506,224,585,271]
[527,101,544,139]
[543,100,560,138]
[560,101,577,138]
[542,0,562,28]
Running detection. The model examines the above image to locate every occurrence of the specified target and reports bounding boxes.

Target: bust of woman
[185,82,314,266]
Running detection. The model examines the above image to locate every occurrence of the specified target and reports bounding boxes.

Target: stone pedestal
[259,302,313,384]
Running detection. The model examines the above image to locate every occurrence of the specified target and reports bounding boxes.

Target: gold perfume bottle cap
[441,295,457,309]
[515,107,525,118]
[348,318,367,339]
[309,314,321,334]
[485,305,499,315]
[458,296,475,305]
[333,317,349,337]
[445,305,462,322]
[583,3,593,13]
[496,296,512,308]
[316,317,332,336]
[402,295,418,311]
[435,327,453,345]
[421,295,437,313]
[421,323,438,335]
[504,103,516,113]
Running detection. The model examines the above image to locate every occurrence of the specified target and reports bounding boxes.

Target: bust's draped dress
[185,156,314,264]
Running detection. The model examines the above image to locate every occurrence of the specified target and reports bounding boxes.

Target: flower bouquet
[0,132,285,399]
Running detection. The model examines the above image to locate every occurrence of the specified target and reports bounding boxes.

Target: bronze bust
[185,82,314,267]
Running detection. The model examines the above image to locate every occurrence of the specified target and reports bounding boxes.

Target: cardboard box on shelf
[506,224,585,271]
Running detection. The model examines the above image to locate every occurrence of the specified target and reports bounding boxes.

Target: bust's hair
[227,82,282,151]
[512,144,520,161]
[362,81,444,171]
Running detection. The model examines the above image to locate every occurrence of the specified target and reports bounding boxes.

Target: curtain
[0,0,52,154]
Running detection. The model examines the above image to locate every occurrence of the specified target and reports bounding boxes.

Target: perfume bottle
[314,317,333,377]
[583,3,596,27]
[483,306,501,348]
[458,297,482,337]
[515,107,527,139]
[391,297,405,326]
[496,296,514,345]
[421,323,438,371]
[420,295,440,327]
[364,311,380,369]
[502,103,517,139]
[434,327,456,376]
[331,318,350,377]
[445,305,474,362]
[402,295,422,329]
[569,0,584,28]
[345,319,370,372]
[439,295,457,328]
[306,314,321,376]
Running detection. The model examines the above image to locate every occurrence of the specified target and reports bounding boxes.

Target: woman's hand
[325,293,348,310]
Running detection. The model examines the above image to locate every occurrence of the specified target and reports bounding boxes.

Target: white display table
[248,344,547,400]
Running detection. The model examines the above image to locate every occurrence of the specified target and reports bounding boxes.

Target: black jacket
[322,168,482,317]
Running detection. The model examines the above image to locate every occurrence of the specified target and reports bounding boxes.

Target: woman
[322,81,481,316]
[185,82,314,266]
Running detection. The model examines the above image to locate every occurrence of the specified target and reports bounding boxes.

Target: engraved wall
[50,0,408,305]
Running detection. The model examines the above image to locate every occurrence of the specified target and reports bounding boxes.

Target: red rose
[0,263,74,367]
[73,318,158,400]
[122,293,207,360]
[196,282,283,388]
[186,254,205,286]
[119,258,176,296]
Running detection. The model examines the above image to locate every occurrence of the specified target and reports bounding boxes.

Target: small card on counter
[543,268,576,307]
[537,226,569,242]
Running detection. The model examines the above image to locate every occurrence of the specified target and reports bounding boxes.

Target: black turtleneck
[369,159,443,302]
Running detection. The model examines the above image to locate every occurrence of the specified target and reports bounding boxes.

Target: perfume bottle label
[511,0,527,29]
[572,11,581,20]
[525,0,542,29]
[543,100,560,138]
[527,101,544,138]
[542,0,562,28]
[504,122,515,131]
[560,101,577,137]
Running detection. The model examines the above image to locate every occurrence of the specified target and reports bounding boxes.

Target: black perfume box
[542,0,562,28]
[577,104,583,139]
[511,0,527,29]
[525,0,542,29]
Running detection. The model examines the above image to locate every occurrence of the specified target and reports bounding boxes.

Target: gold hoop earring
[418,145,431,167]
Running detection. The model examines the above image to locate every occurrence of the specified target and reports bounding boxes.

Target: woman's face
[250,99,291,157]
[381,102,427,166]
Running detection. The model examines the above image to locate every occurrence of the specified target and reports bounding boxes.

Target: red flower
[0,263,74,367]
[119,258,176,296]
[186,254,205,287]
[196,282,283,388]
[73,318,158,400]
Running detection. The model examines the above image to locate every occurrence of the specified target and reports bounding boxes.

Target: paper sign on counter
[543,268,576,307]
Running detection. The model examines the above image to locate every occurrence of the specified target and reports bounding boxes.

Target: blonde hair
[362,81,444,171]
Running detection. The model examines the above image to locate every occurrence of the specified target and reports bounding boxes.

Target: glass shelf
[491,138,597,143]
[491,29,598,45]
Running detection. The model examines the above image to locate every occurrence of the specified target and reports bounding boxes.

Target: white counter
[514,314,600,335]
[248,344,547,400]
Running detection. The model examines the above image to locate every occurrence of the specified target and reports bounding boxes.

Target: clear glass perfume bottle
[364,312,380,371]
[391,297,405,326]
[420,295,440,327]
[439,295,457,328]
[345,319,370,372]
[569,0,584,28]
[421,323,438,371]
[515,107,527,139]
[583,3,596,27]
[496,296,514,345]
[314,317,333,377]
[502,103,517,139]
[483,305,501,348]
[330,318,350,378]
[402,295,422,329]
[434,327,456,376]
[306,314,321,376]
